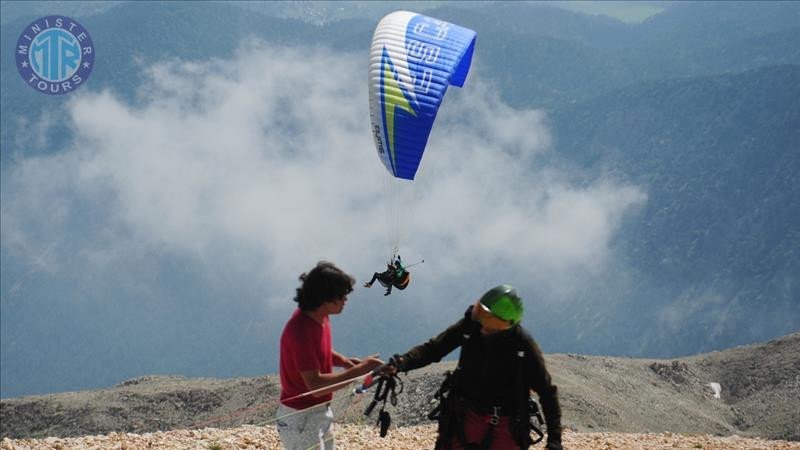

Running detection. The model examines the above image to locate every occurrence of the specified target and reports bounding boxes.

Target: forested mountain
[546,65,800,356]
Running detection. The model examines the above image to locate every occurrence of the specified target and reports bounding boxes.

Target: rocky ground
[2,333,799,448]
[2,424,799,449]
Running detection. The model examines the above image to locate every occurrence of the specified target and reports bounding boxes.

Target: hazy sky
[1,38,645,396]
[0,1,667,26]
[547,1,667,23]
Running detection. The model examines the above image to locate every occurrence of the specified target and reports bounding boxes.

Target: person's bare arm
[300,356,383,397]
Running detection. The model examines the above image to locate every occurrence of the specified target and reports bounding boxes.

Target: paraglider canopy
[368,11,477,180]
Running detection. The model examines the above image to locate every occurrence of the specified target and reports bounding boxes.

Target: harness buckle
[489,406,500,425]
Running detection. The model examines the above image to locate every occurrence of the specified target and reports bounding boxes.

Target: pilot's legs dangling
[364,272,381,288]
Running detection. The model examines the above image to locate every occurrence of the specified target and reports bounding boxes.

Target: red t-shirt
[279,308,333,409]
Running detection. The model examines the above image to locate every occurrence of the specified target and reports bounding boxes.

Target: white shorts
[275,403,335,450]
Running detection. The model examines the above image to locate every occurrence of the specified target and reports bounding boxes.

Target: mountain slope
[2,333,798,441]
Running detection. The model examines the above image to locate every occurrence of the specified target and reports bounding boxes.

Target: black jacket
[398,306,562,440]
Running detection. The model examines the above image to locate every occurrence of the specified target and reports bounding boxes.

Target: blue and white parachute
[369,11,477,180]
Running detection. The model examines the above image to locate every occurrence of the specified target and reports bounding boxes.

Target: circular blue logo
[16,15,95,95]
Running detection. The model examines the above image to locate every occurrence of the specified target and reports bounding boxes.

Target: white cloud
[657,288,733,341]
[3,39,646,308]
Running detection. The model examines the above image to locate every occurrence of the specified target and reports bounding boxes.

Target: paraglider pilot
[377,285,563,449]
[364,255,410,296]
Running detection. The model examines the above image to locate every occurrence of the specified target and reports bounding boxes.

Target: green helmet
[479,285,523,325]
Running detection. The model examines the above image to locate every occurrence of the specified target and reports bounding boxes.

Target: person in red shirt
[276,261,383,450]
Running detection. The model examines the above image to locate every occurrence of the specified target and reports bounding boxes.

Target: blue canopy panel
[369,11,476,180]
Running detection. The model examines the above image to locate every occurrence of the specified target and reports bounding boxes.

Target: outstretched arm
[332,350,359,368]
[395,316,468,372]
[300,355,383,398]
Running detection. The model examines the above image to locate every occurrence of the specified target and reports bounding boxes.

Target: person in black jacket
[381,285,562,450]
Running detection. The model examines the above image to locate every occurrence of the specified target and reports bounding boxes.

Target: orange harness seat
[394,272,411,290]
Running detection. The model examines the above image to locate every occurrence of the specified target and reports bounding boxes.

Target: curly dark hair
[294,261,355,311]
